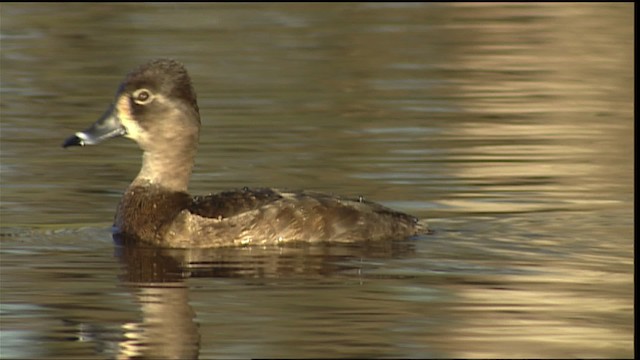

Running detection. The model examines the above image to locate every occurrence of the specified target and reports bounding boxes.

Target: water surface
[0,3,633,358]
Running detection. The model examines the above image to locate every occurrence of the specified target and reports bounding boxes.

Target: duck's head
[63,58,200,152]
[63,59,202,192]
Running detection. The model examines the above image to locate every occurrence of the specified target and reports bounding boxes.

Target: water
[0,3,633,358]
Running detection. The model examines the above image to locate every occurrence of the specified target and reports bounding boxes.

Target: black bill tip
[62,135,84,148]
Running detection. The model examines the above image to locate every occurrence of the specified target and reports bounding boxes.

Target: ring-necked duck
[63,59,430,247]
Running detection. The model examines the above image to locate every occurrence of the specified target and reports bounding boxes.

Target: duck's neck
[133,147,197,193]
[114,182,192,244]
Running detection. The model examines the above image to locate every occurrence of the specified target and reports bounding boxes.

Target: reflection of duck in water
[64,59,430,248]
[117,284,199,360]
[63,239,415,359]
[116,246,199,360]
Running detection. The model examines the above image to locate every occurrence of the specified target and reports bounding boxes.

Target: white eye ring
[132,88,154,105]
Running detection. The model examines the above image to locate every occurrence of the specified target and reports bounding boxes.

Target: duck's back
[156,187,429,247]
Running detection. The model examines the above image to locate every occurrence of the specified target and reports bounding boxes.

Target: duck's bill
[63,105,127,148]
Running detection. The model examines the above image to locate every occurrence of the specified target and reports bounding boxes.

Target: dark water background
[0,3,633,358]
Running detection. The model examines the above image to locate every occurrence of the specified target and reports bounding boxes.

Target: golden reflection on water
[443,267,632,358]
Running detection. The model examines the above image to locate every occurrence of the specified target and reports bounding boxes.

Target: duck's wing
[189,187,405,222]
[188,187,284,219]
[174,187,429,247]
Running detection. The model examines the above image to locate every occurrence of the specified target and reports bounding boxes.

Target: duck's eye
[132,89,154,105]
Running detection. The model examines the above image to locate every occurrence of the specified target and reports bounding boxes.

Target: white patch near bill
[74,132,91,145]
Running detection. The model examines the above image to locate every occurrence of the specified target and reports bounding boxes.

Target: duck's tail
[415,218,433,235]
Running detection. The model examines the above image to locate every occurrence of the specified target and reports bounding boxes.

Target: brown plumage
[63,59,430,248]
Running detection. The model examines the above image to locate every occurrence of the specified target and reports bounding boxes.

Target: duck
[63,58,430,248]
